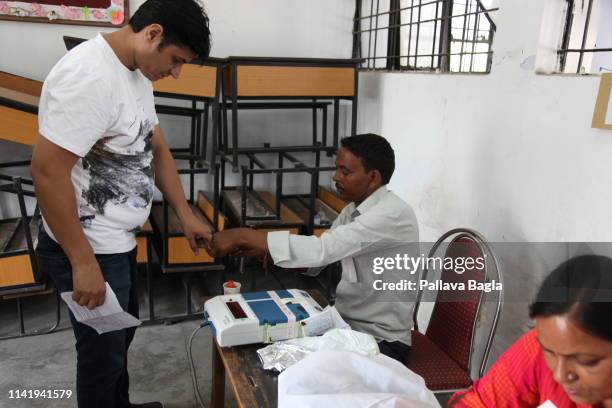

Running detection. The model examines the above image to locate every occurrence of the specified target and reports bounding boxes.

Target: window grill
[558,0,612,74]
[353,0,498,73]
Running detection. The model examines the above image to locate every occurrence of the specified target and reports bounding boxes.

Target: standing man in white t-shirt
[31,1,212,407]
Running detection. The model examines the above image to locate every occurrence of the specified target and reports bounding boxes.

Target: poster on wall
[0,0,128,27]
[592,73,612,130]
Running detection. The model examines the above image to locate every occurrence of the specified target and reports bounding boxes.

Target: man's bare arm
[31,135,105,309]
[151,126,212,252]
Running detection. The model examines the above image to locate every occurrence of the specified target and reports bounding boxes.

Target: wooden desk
[135,220,153,264]
[0,85,39,146]
[210,290,328,408]
[153,60,221,99]
[150,201,215,265]
[221,57,362,168]
[222,57,360,98]
[150,191,226,268]
[0,122,39,294]
[0,217,39,293]
[0,71,42,97]
[154,58,223,168]
[147,191,225,321]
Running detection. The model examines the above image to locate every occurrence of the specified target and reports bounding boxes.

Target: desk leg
[146,238,155,321]
[211,341,225,408]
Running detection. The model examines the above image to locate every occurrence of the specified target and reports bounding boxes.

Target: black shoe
[131,403,163,408]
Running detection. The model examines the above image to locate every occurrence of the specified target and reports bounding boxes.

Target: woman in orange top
[451,255,612,408]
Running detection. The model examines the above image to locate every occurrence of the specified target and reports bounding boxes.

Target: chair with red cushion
[406,228,503,394]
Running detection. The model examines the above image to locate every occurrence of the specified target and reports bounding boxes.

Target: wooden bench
[222,189,304,234]
[282,195,339,237]
[150,191,227,267]
[0,217,38,291]
[0,215,61,340]
[146,192,226,321]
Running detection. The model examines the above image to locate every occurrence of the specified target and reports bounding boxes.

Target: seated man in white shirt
[209,134,419,363]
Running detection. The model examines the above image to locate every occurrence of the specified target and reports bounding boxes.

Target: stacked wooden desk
[0,72,41,297]
[217,57,360,237]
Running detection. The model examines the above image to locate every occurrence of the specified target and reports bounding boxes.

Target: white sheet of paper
[60,282,141,334]
[301,306,349,337]
[606,92,612,125]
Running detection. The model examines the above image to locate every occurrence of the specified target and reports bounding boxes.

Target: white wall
[358,0,612,364]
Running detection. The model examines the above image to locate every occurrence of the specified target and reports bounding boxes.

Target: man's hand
[207,229,246,257]
[33,135,105,310]
[208,228,268,258]
[72,258,106,309]
[180,211,213,255]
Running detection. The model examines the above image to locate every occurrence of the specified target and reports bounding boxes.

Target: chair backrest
[425,234,485,371]
[413,228,503,377]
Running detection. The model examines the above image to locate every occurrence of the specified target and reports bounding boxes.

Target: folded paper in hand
[60,282,141,334]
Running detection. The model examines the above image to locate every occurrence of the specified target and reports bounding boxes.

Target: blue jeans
[36,228,139,408]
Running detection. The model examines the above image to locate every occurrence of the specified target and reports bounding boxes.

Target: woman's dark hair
[529,255,612,341]
[129,0,211,62]
[340,133,395,184]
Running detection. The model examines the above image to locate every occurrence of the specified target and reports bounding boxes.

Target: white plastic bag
[278,350,441,408]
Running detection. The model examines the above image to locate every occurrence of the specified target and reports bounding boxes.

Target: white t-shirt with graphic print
[39,33,159,254]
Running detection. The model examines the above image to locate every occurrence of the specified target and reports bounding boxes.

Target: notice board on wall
[0,0,128,27]
[592,73,612,131]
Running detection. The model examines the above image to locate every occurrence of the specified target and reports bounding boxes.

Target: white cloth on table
[278,350,440,408]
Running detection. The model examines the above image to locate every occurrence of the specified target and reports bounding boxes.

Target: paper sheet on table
[60,282,141,334]
[300,306,349,337]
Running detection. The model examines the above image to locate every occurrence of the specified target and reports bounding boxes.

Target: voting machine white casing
[203,289,323,347]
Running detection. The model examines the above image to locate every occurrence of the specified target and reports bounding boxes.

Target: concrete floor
[0,318,223,408]
[0,261,312,408]
[0,261,449,408]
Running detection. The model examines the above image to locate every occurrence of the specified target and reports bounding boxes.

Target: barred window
[557,0,612,74]
[353,0,498,73]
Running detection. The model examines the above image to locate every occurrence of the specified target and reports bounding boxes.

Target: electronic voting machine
[204,289,324,347]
